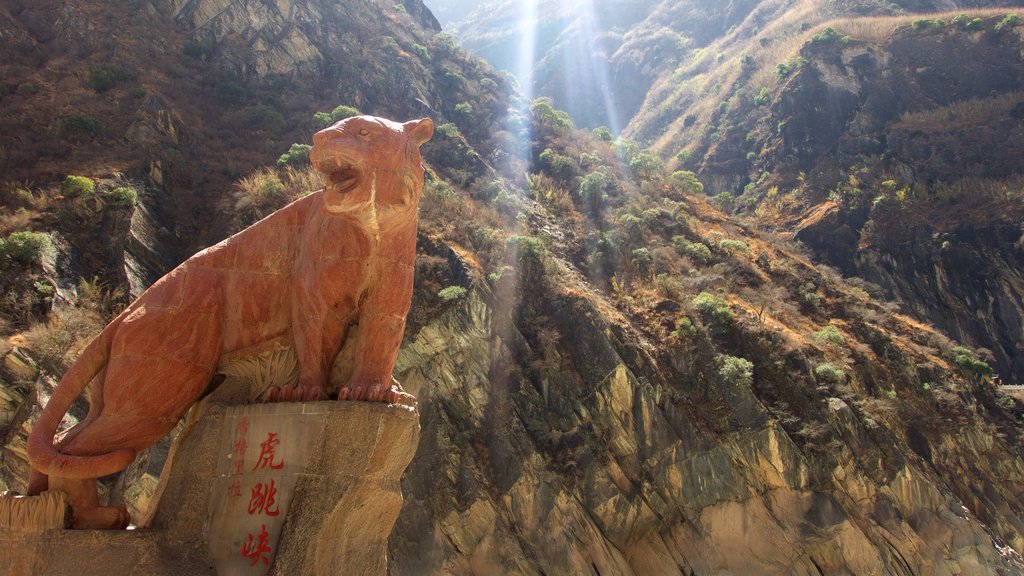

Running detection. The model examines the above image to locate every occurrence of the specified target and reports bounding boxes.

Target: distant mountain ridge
[442,0,1024,382]
[443,0,1024,130]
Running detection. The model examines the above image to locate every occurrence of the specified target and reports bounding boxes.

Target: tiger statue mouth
[320,156,361,195]
[309,115,433,221]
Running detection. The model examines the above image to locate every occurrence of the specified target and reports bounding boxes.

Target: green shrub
[628,151,663,182]
[673,237,712,263]
[438,286,467,302]
[16,82,37,96]
[669,170,704,195]
[718,239,749,254]
[233,168,293,223]
[62,175,95,198]
[506,235,546,259]
[531,98,574,131]
[813,325,845,345]
[245,105,285,131]
[314,105,361,126]
[810,26,838,44]
[631,247,654,278]
[412,43,430,60]
[425,178,457,199]
[438,122,461,138]
[950,14,983,30]
[454,102,473,116]
[656,274,685,300]
[814,362,845,383]
[89,64,134,92]
[0,231,53,266]
[104,186,138,208]
[995,14,1020,32]
[803,291,822,308]
[754,87,771,106]
[257,174,286,200]
[911,18,944,32]
[214,78,246,104]
[952,346,993,377]
[443,71,465,87]
[718,355,754,387]
[775,56,807,79]
[7,187,33,209]
[579,172,610,201]
[277,143,312,166]
[670,316,696,338]
[181,39,212,59]
[692,292,733,334]
[712,191,735,212]
[592,126,613,141]
[59,115,103,138]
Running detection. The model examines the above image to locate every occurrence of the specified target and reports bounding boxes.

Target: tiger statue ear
[404,118,434,146]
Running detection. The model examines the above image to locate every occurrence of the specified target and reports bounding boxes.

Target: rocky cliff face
[389,261,1024,574]
[0,0,508,253]
[661,12,1024,382]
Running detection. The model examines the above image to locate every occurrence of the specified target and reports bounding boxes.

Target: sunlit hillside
[2,1,1024,574]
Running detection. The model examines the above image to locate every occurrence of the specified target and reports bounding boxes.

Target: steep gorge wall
[388,280,1024,574]
[771,22,1024,382]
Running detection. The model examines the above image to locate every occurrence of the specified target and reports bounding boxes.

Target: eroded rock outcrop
[388,281,1024,575]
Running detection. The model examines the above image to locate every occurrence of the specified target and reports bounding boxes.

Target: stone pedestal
[0,399,419,576]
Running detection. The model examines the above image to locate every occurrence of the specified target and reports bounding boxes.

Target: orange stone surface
[24,115,434,528]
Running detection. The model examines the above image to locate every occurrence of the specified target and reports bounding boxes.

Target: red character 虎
[252,432,284,471]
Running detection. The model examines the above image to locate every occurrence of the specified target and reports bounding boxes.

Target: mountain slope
[442,0,1023,132]
[632,9,1024,383]
[0,0,499,255]
[387,100,1024,574]
[0,1,1022,575]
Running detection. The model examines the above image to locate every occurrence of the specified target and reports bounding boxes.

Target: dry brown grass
[898,91,1024,127]
[22,308,104,376]
[0,210,35,237]
[280,164,324,196]
[644,5,1024,158]
[231,165,323,227]
[832,9,1024,42]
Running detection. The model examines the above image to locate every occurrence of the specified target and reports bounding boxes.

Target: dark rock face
[769,24,1024,382]
[853,225,1024,382]
[0,0,509,252]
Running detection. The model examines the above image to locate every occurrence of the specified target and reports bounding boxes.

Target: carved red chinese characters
[21,115,434,529]
[241,524,273,566]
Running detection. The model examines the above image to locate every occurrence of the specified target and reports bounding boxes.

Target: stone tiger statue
[23,115,433,528]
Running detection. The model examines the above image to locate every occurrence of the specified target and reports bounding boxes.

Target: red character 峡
[241,524,273,566]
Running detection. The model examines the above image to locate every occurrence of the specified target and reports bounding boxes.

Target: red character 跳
[247,479,281,516]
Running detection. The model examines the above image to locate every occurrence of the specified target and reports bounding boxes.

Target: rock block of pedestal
[148,399,419,576]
